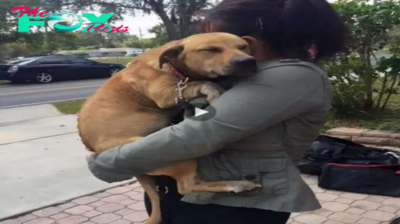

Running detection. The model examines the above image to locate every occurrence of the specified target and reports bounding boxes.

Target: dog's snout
[231,56,256,66]
[229,56,257,74]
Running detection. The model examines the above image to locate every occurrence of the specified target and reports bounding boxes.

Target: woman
[86,0,347,223]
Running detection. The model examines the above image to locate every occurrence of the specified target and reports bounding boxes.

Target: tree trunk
[44,20,49,50]
[382,76,398,109]
[375,72,388,108]
[0,45,6,63]
[359,48,374,108]
[149,0,179,40]
[158,11,179,40]
[177,0,192,38]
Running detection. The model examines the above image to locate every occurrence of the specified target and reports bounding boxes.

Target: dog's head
[159,33,257,78]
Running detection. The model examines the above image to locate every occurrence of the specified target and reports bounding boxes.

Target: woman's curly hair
[198,0,348,60]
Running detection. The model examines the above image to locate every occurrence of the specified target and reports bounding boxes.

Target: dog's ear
[159,45,184,69]
[241,36,258,55]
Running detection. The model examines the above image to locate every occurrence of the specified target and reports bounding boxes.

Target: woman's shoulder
[253,59,328,85]
[259,59,325,75]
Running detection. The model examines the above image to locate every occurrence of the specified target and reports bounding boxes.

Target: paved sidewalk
[1,175,400,224]
[0,113,130,220]
[0,104,62,125]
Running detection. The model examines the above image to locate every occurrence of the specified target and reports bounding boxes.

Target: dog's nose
[231,56,256,66]
[230,56,257,74]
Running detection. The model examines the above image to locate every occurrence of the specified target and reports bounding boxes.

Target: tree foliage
[56,0,214,40]
[148,23,169,46]
[326,0,400,115]
[1,0,213,60]
[4,31,78,58]
[0,0,39,44]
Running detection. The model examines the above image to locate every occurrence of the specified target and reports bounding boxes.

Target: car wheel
[110,68,120,76]
[36,72,53,83]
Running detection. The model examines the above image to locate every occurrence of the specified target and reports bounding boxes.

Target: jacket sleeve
[87,65,324,183]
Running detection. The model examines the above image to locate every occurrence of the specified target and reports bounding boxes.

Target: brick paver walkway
[1,175,399,224]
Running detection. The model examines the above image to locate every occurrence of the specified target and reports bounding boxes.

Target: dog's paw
[227,181,262,193]
[200,82,226,103]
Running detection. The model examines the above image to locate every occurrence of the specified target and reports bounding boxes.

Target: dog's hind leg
[162,160,262,194]
[151,160,261,194]
[104,136,162,224]
[136,175,162,224]
[178,173,261,194]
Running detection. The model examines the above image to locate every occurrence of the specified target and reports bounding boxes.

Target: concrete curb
[326,127,400,147]
[0,114,70,126]
[0,97,86,110]
[0,104,64,124]
[0,179,137,222]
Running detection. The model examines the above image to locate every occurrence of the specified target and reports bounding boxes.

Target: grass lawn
[0,80,11,86]
[324,92,400,132]
[91,57,134,66]
[53,100,85,114]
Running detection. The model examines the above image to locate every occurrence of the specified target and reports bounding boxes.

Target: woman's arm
[87,64,324,183]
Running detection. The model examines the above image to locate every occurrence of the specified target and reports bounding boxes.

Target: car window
[8,58,36,65]
[68,58,94,64]
[39,58,69,64]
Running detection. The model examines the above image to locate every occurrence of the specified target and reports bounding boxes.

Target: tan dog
[78,32,260,224]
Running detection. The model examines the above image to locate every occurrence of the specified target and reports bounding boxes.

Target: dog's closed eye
[197,47,222,53]
[238,45,248,51]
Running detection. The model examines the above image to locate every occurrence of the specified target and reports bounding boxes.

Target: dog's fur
[78,32,260,224]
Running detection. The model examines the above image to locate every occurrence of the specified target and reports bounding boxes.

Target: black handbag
[318,163,400,197]
[299,135,400,197]
[298,135,400,175]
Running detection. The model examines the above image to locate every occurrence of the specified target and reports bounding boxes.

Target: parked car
[0,56,125,84]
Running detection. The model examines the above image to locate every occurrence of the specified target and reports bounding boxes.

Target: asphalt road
[0,79,106,109]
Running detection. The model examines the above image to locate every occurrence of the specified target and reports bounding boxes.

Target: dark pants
[144,177,290,224]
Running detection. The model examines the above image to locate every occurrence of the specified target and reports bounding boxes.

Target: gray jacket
[87,59,332,212]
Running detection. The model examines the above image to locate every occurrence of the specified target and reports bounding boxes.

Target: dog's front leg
[146,78,225,109]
